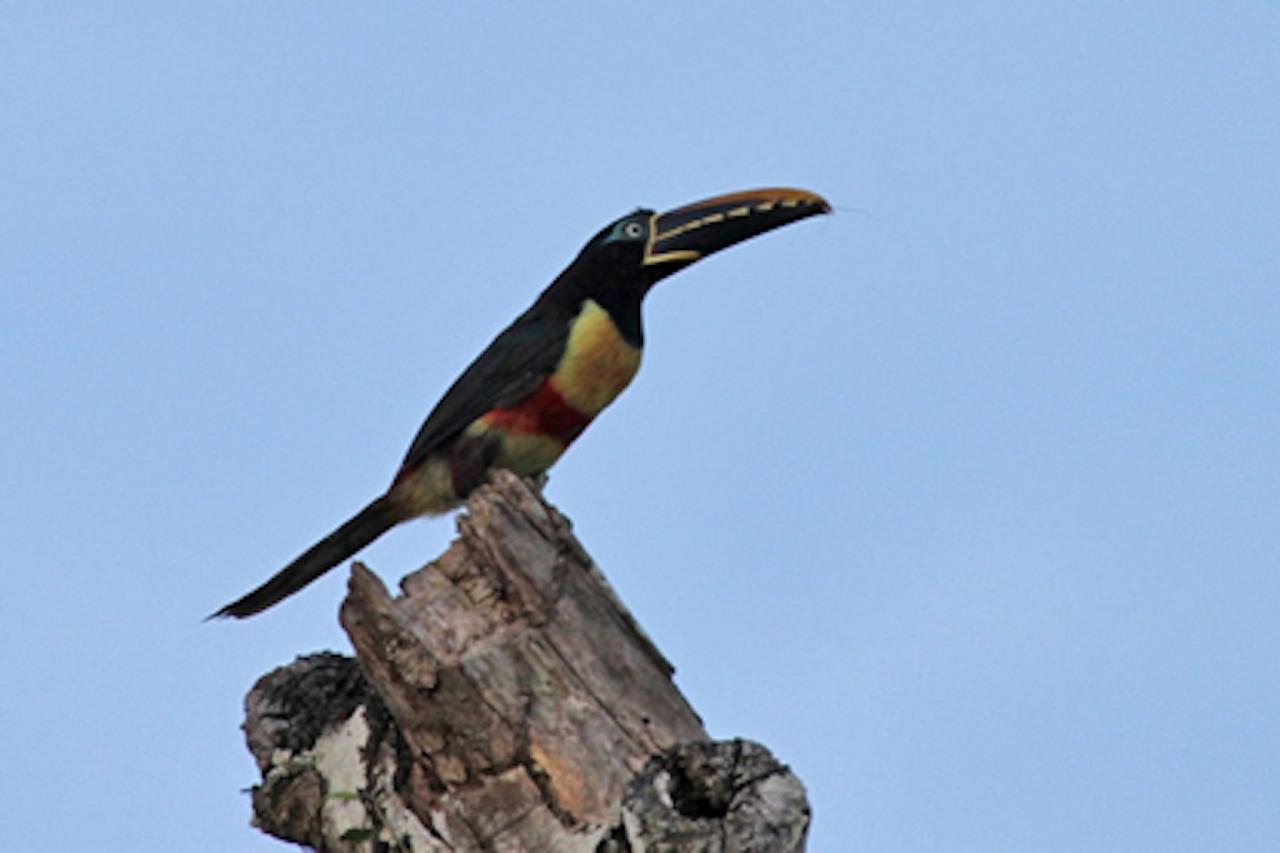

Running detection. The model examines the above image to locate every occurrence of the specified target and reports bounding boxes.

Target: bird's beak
[643,187,831,269]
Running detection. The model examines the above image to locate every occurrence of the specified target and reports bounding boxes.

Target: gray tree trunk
[241,471,810,851]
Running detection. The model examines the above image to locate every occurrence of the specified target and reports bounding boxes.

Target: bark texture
[241,471,809,851]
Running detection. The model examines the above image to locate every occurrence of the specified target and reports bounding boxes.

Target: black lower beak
[645,187,830,269]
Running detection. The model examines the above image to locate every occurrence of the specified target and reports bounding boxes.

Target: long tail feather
[209,495,402,619]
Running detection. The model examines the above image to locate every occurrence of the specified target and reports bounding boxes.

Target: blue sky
[2,4,1277,850]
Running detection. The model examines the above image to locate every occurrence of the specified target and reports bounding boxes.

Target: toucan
[213,187,829,618]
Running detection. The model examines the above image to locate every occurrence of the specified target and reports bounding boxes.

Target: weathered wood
[616,739,811,852]
[241,471,809,850]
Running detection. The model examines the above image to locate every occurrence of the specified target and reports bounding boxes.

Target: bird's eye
[622,221,645,239]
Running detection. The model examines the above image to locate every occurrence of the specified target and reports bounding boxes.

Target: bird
[212,187,829,618]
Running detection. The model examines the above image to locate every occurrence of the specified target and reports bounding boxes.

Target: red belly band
[479,379,592,444]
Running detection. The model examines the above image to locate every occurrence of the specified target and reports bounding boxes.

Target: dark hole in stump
[668,753,734,819]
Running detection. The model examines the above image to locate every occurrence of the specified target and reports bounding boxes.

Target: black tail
[209,495,403,619]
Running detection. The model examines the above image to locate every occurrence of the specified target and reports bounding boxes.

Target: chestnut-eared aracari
[213,187,829,618]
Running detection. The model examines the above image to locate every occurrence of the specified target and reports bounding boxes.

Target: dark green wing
[399,299,575,471]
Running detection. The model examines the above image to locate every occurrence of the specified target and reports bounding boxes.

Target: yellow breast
[550,299,643,416]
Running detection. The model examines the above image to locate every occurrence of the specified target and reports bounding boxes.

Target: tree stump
[241,471,810,850]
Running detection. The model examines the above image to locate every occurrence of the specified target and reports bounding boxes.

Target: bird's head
[574,187,831,301]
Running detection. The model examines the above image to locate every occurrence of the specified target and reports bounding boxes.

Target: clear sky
[3,4,1277,851]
